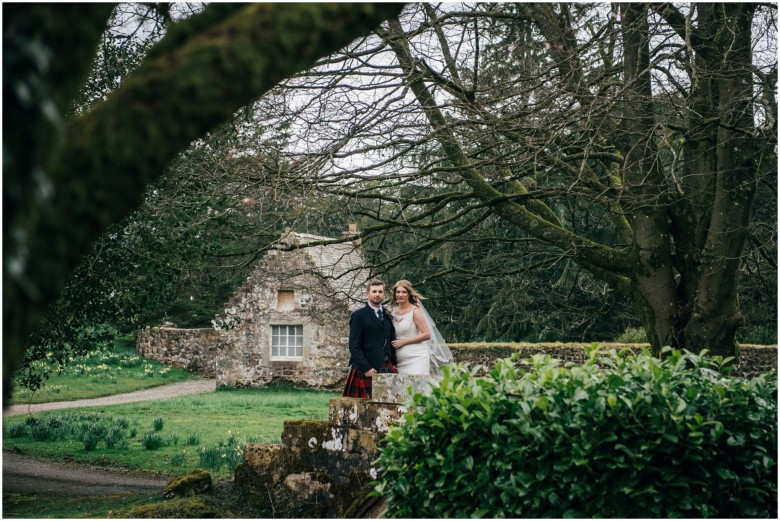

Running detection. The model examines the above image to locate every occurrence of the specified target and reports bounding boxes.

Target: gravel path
[3,379,217,417]
[3,451,170,495]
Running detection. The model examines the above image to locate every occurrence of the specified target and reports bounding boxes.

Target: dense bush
[375,348,777,518]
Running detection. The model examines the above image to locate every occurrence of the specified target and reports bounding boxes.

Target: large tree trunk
[619,4,679,351]
[622,3,758,356]
[680,4,758,356]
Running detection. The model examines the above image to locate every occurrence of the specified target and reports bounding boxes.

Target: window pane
[270,325,304,360]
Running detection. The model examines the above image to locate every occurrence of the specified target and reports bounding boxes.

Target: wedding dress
[392,309,431,375]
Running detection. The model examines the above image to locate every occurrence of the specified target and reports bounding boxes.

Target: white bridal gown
[393,309,430,375]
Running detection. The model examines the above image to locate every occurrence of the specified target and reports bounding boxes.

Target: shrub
[41,415,70,441]
[375,348,777,518]
[198,434,244,472]
[105,427,125,448]
[81,424,108,451]
[72,421,91,439]
[170,453,187,467]
[153,417,165,431]
[119,355,143,368]
[8,423,27,438]
[186,433,201,446]
[30,423,54,442]
[737,324,777,345]
[44,415,63,430]
[198,447,224,471]
[142,432,165,451]
[614,326,647,344]
[83,431,101,451]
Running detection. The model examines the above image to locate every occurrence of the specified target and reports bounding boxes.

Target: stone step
[243,423,378,483]
[241,443,286,481]
[283,419,381,455]
[281,419,331,450]
[328,397,407,433]
[371,373,442,404]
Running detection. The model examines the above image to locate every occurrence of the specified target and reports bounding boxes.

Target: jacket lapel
[365,305,381,326]
[366,304,390,327]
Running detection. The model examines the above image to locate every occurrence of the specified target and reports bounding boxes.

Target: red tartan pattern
[342,359,397,399]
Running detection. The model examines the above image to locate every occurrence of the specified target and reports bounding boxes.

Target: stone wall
[450,343,777,379]
[235,374,432,518]
[136,330,776,386]
[136,327,222,377]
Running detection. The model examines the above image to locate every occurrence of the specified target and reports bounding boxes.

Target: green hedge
[375,348,777,518]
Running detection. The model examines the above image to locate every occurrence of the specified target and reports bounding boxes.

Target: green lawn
[3,386,336,480]
[10,342,200,405]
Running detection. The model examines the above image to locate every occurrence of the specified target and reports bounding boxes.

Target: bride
[390,280,453,375]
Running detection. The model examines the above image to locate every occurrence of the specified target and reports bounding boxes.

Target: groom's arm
[348,312,373,373]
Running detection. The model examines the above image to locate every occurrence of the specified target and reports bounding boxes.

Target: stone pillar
[234,374,441,518]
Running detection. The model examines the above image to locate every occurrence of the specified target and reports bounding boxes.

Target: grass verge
[2,492,162,519]
[3,484,264,519]
[11,340,200,405]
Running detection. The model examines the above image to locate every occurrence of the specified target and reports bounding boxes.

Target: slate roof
[276,230,371,308]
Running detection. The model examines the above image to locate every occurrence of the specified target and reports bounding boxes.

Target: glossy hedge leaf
[375,350,777,518]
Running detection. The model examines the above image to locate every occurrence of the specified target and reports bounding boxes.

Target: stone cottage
[137,227,371,388]
[214,227,371,389]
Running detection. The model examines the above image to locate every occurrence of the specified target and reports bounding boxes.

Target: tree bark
[682,4,758,356]
[619,4,679,350]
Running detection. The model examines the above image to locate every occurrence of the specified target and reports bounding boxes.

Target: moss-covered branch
[3,2,404,406]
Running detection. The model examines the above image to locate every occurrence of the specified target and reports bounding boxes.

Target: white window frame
[270,324,304,360]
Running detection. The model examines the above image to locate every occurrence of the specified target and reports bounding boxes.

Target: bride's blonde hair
[391,279,426,307]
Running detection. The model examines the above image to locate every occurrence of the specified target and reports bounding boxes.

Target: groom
[343,279,397,398]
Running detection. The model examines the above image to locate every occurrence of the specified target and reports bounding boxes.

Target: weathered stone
[372,373,442,404]
[328,397,408,432]
[345,428,378,453]
[163,469,212,498]
[282,420,332,451]
[235,373,415,517]
[136,327,223,377]
[242,443,284,469]
[284,472,334,501]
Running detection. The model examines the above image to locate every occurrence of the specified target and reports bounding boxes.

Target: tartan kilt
[342,359,397,399]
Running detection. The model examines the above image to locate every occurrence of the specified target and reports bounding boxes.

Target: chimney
[343,223,361,248]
